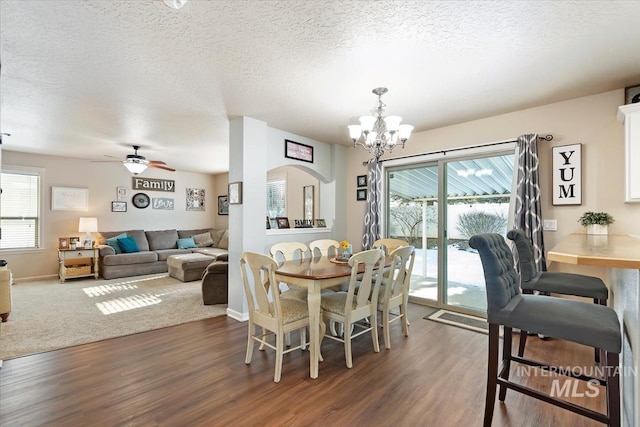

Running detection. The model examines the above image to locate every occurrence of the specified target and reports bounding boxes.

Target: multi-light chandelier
[348,87,413,160]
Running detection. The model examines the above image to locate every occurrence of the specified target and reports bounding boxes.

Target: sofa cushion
[177,237,198,249]
[106,233,127,254]
[118,236,140,253]
[146,229,179,251]
[102,251,159,266]
[210,229,226,247]
[192,232,214,247]
[155,249,193,261]
[192,247,229,260]
[178,228,212,239]
[218,230,229,249]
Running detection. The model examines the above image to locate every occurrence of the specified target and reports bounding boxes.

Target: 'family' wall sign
[552,143,582,205]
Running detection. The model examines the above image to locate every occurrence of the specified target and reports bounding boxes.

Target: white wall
[2,151,217,280]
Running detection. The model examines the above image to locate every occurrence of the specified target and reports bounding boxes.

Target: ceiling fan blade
[91,160,122,163]
[148,164,175,172]
[148,160,167,165]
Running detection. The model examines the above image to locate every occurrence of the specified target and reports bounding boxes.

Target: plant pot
[586,224,608,235]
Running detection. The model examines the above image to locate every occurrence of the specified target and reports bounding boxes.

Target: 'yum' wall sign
[552,143,582,205]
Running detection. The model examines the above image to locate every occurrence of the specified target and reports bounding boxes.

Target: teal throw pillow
[177,237,198,249]
[117,236,140,253]
[106,233,127,254]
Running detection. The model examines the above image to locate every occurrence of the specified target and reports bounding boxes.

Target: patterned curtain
[361,158,382,250]
[513,133,546,271]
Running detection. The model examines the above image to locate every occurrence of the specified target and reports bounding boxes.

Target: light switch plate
[543,219,558,231]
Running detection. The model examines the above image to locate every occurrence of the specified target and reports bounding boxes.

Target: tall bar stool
[469,234,620,427]
[507,229,609,361]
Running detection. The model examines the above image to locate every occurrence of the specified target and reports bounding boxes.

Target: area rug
[0,274,227,360]
[425,309,491,335]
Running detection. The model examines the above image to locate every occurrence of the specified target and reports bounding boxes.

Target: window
[1,168,42,249]
[267,177,286,218]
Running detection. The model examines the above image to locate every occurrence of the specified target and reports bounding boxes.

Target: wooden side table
[58,248,99,283]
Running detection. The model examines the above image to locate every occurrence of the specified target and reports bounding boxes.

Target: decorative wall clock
[132,192,150,209]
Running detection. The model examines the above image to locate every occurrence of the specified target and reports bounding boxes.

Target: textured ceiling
[1,0,639,174]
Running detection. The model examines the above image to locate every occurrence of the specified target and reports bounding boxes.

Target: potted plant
[578,211,614,235]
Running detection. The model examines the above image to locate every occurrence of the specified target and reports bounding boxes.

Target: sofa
[97,228,228,280]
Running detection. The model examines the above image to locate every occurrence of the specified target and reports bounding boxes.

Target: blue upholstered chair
[469,234,620,427]
[507,229,608,361]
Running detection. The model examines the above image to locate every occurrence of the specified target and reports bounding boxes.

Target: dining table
[275,255,369,379]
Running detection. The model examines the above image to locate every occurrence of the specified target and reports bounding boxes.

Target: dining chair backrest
[309,239,340,258]
[240,251,283,321]
[373,238,409,255]
[346,248,385,313]
[506,229,540,283]
[269,242,309,263]
[385,245,416,301]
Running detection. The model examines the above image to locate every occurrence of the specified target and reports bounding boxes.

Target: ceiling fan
[97,145,176,175]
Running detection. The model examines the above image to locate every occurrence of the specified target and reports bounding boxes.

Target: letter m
[558,184,575,199]
[550,379,572,397]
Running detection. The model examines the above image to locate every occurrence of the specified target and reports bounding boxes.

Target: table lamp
[78,217,98,248]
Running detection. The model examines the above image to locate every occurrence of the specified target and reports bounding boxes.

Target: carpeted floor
[0,274,227,360]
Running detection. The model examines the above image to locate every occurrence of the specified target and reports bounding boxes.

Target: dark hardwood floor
[0,304,607,426]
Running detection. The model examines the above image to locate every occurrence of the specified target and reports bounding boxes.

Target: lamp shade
[123,160,148,175]
[78,217,98,233]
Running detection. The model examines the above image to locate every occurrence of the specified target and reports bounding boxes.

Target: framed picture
[357,175,367,187]
[186,188,205,211]
[51,186,89,211]
[58,237,69,250]
[552,143,582,205]
[82,238,93,249]
[285,139,314,163]
[357,188,367,201]
[266,216,271,229]
[625,84,640,105]
[116,186,129,201]
[69,236,80,246]
[276,217,290,229]
[316,218,326,228]
[228,182,242,204]
[111,201,127,212]
[303,185,314,221]
[218,195,229,215]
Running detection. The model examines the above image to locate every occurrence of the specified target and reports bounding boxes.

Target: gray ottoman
[167,253,215,282]
[201,261,228,305]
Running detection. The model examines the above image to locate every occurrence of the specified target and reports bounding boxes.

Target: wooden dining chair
[309,239,340,258]
[469,234,621,427]
[240,251,323,383]
[373,238,409,255]
[269,242,309,300]
[320,248,385,368]
[376,245,415,349]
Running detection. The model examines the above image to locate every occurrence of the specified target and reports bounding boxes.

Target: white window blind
[1,171,41,249]
[267,178,286,218]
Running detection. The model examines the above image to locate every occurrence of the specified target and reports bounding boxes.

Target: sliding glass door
[386,150,514,315]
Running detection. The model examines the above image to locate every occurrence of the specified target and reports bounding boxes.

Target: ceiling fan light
[123,160,148,175]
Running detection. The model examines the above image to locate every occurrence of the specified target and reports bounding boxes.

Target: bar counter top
[547,233,640,270]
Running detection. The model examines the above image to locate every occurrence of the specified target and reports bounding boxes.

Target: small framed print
[285,139,314,163]
[218,195,229,215]
[82,238,93,249]
[552,143,582,205]
[112,201,127,212]
[58,237,69,250]
[276,217,290,229]
[357,188,367,201]
[625,84,640,105]
[316,218,326,228]
[228,182,242,204]
[116,186,129,201]
[69,237,80,247]
[357,175,367,187]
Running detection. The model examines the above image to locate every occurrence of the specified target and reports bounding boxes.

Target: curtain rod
[363,134,553,165]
